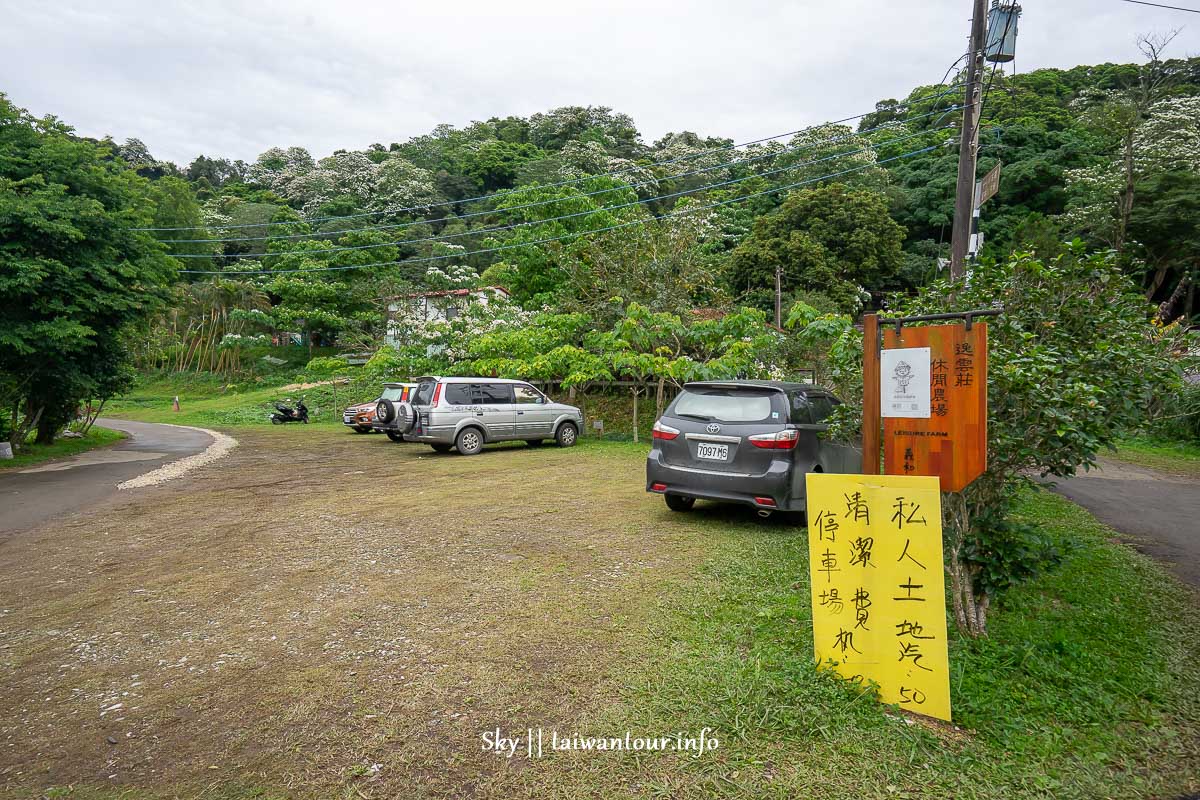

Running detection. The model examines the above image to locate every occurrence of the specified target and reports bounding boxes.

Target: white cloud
[2,0,1196,165]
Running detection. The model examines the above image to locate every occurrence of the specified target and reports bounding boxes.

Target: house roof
[392,286,510,301]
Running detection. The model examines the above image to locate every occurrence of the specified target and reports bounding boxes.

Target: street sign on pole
[979,162,1001,205]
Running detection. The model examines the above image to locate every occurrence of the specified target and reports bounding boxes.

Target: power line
[137,86,965,233]
[167,108,960,248]
[169,126,953,260]
[179,142,947,276]
[1117,0,1200,12]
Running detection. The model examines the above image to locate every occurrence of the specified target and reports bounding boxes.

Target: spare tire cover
[396,401,417,433]
[375,400,393,422]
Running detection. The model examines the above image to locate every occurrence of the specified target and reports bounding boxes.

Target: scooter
[270,399,309,425]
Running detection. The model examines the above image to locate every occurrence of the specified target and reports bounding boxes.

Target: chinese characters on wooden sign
[881,323,988,492]
[806,473,952,722]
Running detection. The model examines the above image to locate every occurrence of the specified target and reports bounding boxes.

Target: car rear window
[380,386,405,401]
[671,388,781,423]
[411,381,436,406]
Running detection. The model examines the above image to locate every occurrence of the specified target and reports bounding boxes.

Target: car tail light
[754,496,777,507]
[652,421,680,440]
[651,482,668,492]
[748,429,800,450]
[431,383,442,406]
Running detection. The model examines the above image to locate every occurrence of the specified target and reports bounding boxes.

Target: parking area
[0,428,741,797]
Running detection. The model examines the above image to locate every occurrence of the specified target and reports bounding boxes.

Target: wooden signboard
[863,320,987,493]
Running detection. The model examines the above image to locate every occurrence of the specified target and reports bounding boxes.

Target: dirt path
[0,419,216,535]
[0,429,714,798]
[1051,456,1200,589]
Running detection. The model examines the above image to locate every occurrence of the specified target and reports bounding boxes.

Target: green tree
[150,176,214,263]
[728,183,905,313]
[0,95,174,446]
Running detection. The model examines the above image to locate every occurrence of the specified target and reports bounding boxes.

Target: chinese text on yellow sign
[805,473,951,722]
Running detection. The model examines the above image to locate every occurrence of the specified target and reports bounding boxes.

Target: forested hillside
[110,52,1199,343]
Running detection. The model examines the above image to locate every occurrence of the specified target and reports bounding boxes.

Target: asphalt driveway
[1051,457,1200,589]
[0,418,213,535]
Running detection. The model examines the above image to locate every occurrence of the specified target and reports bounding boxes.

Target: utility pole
[950,0,988,280]
[774,264,783,328]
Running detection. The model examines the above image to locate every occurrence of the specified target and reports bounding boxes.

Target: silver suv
[383,377,584,455]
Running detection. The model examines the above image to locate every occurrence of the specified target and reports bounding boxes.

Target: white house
[384,286,510,348]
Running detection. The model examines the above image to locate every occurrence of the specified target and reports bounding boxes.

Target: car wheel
[555,422,578,447]
[665,494,695,512]
[386,431,405,443]
[354,426,371,434]
[431,444,452,453]
[456,427,484,456]
[525,439,544,447]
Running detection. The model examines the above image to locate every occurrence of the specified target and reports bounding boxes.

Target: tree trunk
[943,492,988,637]
[10,402,43,452]
[1156,275,1192,325]
[1115,130,1135,253]
[35,414,58,445]
[80,399,106,435]
[631,388,640,444]
[655,377,666,420]
[1145,264,1170,301]
[1185,274,1196,323]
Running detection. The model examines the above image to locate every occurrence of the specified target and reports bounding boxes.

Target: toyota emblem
[706,423,721,434]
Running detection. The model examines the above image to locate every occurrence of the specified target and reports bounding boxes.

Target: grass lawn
[105,374,358,428]
[1111,436,1200,478]
[0,426,126,471]
[1,430,1195,799]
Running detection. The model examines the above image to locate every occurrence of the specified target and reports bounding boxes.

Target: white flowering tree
[247,146,317,202]
[372,157,442,215]
[1065,94,1200,248]
[1066,87,1200,321]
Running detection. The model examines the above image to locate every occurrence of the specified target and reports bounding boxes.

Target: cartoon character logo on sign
[880,348,931,419]
[892,360,915,394]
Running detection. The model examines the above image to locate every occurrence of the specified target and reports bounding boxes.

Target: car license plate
[696,443,728,461]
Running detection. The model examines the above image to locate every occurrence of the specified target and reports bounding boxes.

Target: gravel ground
[118,425,238,490]
[0,428,718,798]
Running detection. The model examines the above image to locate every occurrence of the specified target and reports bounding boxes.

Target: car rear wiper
[674,413,714,422]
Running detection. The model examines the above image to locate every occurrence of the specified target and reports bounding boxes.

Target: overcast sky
[3,0,1197,166]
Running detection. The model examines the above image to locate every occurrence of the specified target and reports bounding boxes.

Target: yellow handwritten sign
[805,473,951,722]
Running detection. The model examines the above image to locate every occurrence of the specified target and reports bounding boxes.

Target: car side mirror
[537,396,547,404]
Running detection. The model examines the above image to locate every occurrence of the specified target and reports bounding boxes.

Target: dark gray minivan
[645,381,860,518]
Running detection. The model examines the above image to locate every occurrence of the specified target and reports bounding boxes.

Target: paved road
[1052,457,1200,589]
[0,419,213,535]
